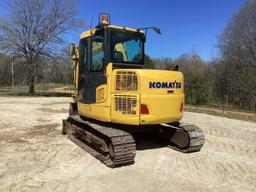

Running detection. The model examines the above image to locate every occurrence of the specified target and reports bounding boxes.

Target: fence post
[222,96,225,114]
[255,103,256,117]
[225,95,228,111]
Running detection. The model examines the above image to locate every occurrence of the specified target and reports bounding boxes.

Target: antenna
[90,17,94,29]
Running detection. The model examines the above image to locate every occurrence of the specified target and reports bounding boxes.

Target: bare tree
[218,0,256,109]
[0,0,83,93]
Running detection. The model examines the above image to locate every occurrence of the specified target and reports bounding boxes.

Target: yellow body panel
[136,69,184,94]
[77,63,184,125]
[78,102,111,122]
[140,94,184,124]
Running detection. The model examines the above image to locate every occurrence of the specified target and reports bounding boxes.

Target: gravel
[0,96,256,192]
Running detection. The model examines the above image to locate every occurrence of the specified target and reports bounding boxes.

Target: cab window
[91,38,104,71]
[110,29,143,64]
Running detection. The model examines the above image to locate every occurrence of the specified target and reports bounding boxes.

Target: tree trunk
[28,73,35,94]
[11,58,14,88]
[27,60,37,94]
[29,83,34,94]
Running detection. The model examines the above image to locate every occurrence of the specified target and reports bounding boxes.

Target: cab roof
[80,25,145,39]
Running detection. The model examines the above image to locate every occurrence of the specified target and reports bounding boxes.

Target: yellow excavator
[62,13,205,168]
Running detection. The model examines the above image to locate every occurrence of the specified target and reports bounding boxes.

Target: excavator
[62,13,205,168]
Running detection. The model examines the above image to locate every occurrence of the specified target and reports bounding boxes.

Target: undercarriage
[62,114,205,168]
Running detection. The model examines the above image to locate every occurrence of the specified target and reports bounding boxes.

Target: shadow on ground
[133,133,167,151]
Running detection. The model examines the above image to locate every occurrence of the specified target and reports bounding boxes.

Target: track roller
[62,115,136,168]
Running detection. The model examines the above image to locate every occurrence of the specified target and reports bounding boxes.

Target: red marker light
[140,104,149,114]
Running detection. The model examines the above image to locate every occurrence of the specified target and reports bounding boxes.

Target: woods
[0,0,82,93]
[218,1,256,109]
[0,0,255,111]
[145,1,256,111]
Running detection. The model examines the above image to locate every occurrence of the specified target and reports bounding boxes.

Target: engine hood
[135,69,184,94]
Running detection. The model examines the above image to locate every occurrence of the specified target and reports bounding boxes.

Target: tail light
[140,104,149,114]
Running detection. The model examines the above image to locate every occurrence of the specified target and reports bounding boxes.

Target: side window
[91,38,104,72]
[79,39,87,76]
[78,39,87,102]
[82,42,87,65]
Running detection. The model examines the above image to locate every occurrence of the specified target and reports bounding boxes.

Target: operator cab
[70,13,161,106]
[76,13,146,104]
[79,14,145,72]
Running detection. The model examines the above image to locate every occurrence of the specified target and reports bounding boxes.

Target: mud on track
[0,97,256,192]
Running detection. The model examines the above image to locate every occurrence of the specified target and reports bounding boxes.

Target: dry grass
[186,105,256,122]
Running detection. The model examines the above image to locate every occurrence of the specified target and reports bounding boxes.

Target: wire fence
[185,93,256,121]
[0,84,255,121]
[0,83,74,97]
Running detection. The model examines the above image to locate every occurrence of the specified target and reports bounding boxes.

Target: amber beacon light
[99,13,110,25]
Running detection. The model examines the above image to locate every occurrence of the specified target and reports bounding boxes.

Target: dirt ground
[0,97,256,192]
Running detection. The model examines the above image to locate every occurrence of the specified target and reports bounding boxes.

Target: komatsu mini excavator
[62,13,205,168]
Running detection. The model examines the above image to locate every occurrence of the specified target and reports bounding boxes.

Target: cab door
[78,38,87,103]
[84,36,106,104]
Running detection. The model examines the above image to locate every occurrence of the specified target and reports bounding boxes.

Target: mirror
[153,27,161,35]
[69,43,76,56]
[137,27,162,35]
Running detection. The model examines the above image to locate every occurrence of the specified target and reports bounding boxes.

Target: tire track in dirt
[207,138,256,159]
[204,126,256,142]
[216,160,256,191]
[171,156,204,179]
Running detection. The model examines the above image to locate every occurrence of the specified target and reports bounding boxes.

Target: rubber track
[161,124,205,153]
[162,124,205,153]
[64,115,136,168]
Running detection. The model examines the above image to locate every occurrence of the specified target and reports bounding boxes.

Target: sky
[75,0,247,61]
[0,0,247,61]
